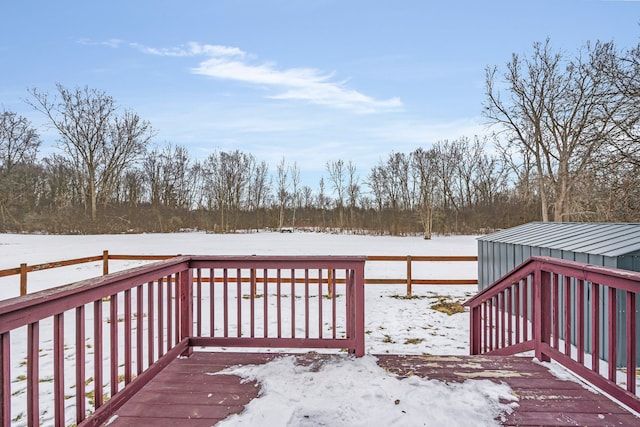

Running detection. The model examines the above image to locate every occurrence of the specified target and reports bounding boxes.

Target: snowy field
[0,232,563,426]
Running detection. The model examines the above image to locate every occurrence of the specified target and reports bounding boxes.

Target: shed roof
[478,222,640,257]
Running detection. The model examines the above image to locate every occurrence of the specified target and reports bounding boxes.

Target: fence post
[328,269,334,298]
[20,263,27,296]
[103,250,109,276]
[406,256,412,297]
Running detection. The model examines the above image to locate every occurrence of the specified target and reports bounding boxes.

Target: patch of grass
[242,293,264,299]
[13,375,27,382]
[430,297,466,315]
[382,334,396,344]
[390,294,428,300]
[404,338,424,345]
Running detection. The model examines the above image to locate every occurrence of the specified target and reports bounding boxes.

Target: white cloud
[134,41,402,113]
[130,41,245,58]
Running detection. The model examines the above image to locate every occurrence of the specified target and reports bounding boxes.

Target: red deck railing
[465,256,639,412]
[0,255,365,426]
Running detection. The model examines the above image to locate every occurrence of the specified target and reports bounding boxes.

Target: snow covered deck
[102,352,638,426]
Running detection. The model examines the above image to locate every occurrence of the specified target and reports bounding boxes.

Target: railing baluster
[196,269,202,337]
[514,282,520,344]
[304,269,310,339]
[237,269,242,338]
[210,268,215,337]
[147,281,155,366]
[626,291,636,394]
[488,297,494,351]
[577,279,585,364]
[506,286,512,346]
[167,276,173,348]
[291,269,296,339]
[591,283,600,373]
[75,305,86,423]
[54,313,64,426]
[498,291,505,348]
[136,285,144,375]
[94,300,103,409]
[111,293,119,397]
[250,268,256,338]
[1,332,10,426]
[318,269,323,339]
[607,286,617,382]
[564,276,571,356]
[263,269,269,338]
[174,273,180,346]
[552,273,559,350]
[124,289,132,384]
[158,277,164,357]
[482,301,488,352]
[522,278,529,342]
[223,269,229,338]
[277,269,282,338]
[27,321,39,426]
[332,269,337,340]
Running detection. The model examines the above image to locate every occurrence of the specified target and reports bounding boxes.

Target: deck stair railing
[465,256,639,413]
[0,255,365,426]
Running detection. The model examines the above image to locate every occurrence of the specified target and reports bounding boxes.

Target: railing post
[534,266,551,362]
[354,262,365,357]
[179,266,194,357]
[469,305,481,355]
[103,250,109,275]
[20,263,27,296]
[406,255,412,297]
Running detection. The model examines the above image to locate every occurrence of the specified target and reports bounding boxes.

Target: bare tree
[204,150,254,232]
[485,39,616,221]
[0,109,41,224]
[276,157,289,229]
[290,162,300,229]
[411,147,439,239]
[247,160,270,230]
[347,161,360,230]
[326,160,346,229]
[28,84,154,220]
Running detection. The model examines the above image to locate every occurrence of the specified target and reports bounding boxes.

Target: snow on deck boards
[102,352,638,427]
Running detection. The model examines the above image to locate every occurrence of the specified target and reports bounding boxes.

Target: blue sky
[2,0,639,185]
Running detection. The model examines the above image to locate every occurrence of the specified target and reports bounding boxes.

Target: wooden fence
[0,251,478,297]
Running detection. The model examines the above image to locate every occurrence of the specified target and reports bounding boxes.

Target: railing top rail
[466,255,640,308]
[189,255,367,268]
[0,256,191,333]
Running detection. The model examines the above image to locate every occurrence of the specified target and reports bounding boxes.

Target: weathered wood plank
[102,352,639,426]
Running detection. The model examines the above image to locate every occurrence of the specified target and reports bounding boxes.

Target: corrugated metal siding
[477,222,640,367]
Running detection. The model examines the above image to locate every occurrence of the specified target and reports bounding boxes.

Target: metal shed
[478,222,640,366]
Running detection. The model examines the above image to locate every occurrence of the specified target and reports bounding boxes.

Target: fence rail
[0,251,477,297]
[465,256,640,413]
[0,255,365,426]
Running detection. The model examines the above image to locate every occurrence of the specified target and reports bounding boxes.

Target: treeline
[2,37,640,236]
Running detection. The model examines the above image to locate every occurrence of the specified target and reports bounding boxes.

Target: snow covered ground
[0,231,574,426]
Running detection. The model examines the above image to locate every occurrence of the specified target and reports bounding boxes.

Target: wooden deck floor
[102,352,639,427]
